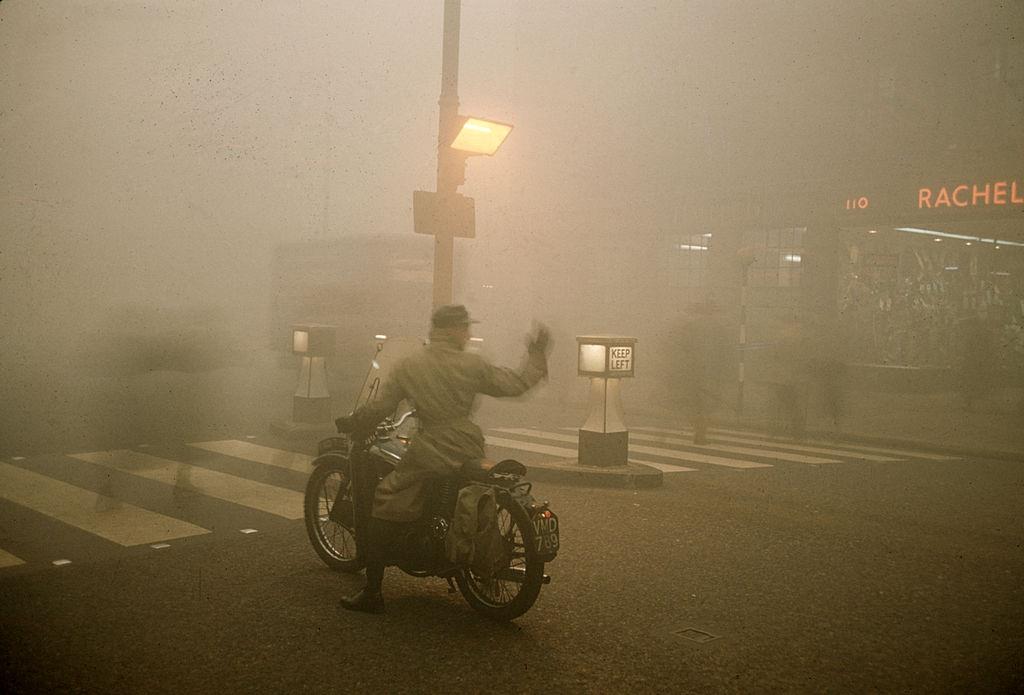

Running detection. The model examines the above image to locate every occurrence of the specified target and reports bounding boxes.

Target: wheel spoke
[464,501,538,607]
[312,470,356,562]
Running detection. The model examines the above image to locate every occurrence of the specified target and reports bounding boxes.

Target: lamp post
[735,246,757,415]
[414,0,513,308]
[433,0,462,308]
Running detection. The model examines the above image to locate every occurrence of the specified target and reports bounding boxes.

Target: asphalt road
[2,448,1022,694]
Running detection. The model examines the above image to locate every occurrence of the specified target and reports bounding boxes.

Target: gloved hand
[528,324,552,355]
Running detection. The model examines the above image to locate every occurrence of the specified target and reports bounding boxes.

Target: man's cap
[431,304,478,329]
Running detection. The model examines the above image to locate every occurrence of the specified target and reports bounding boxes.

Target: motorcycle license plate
[532,512,559,556]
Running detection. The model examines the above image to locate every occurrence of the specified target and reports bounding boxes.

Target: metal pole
[738,264,749,415]
[433,0,462,308]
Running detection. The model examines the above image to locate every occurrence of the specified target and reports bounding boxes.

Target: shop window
[838,233,1024,370]
[744,227,805,288]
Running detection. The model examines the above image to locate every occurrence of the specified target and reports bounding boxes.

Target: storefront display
[838,226,1023,372]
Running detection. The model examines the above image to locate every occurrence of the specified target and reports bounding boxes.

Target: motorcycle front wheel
[303,457,362,573]
[455,494,544,621]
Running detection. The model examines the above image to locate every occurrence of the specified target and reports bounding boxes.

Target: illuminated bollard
[291,324,335,424]
[576,336,636,468]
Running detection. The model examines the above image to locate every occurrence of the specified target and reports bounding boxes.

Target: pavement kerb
[721,415,1024,462]
[623,405,1024,463]
[524,458,664,489]
[796,428,1024,463]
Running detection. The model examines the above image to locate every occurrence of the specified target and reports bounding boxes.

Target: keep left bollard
[271,324,336,438]
[576,335,636,468]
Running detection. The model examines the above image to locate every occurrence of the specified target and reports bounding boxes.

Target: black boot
[339,586,384,614]
[340,560,385,614]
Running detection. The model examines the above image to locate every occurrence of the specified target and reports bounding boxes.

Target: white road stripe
[617,427,901,462]
[486,436,578,459]
[0,547,26,568]
[628,459,697,473]
[70,450,304,520]
[630,426,957,461]
[0,462,208,546]
[486,436,693,473]
[623,431,841,464]
[491,429,771,470]
[188,440,314,471]
[194,439,702,477]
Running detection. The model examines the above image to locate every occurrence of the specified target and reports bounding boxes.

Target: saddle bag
[445,484,509,577]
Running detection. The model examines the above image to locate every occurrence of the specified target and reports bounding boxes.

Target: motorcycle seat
[489,459,527,477]
[460,458,526,482]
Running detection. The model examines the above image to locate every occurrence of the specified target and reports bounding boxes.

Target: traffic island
[523,458,663,489]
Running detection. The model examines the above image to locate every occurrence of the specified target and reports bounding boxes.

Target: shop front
[684,168,1023,420]
[835,176,1024,384]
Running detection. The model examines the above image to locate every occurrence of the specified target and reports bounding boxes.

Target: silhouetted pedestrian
[767,317,808,439]
[806,316,845,427]
[676,298,728,444]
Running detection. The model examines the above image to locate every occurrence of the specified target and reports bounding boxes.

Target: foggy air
[1,1,1022,693]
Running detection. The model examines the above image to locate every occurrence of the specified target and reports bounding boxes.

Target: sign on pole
[413,190,475,238]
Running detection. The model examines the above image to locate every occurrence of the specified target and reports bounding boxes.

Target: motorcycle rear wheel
[304,457,362,573]
[455,494,544,621]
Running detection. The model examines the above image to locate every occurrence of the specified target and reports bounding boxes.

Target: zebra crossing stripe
[627,459,697,473]
[624,431,841,464]
[491,429,772,470]
[486,435,694,473]
[0,462,208,546]
[0,547,26,568]
[486,436,578,459]
[563,424,903,463]
[628,427,901,461]
[188,440,314,471]
[196,437,701,475]
[70,450,304,520]
[630,426,955,461]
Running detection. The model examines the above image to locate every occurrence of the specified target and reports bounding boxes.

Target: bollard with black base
[576,336,636,468]
[271,324,336,438]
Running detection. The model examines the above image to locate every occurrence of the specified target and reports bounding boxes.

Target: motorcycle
[303,410,560,621]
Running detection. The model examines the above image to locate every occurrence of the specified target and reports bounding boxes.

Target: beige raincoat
[351,333,547,522]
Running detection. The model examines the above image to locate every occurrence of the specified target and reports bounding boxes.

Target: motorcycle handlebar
[391,410,417,429]
[336,410,417,437]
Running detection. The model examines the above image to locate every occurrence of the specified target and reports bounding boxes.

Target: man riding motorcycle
[335,304,551,613]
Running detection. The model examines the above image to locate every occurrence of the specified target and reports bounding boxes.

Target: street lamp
[413,0,513,309]
[450,117,513,156]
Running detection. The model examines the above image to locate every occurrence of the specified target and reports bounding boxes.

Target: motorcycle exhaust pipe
[496,567,552,585]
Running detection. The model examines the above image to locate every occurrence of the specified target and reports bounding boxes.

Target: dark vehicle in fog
[304,410,559,621]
